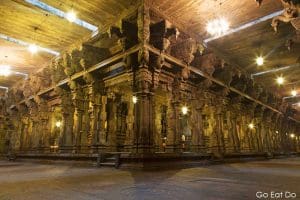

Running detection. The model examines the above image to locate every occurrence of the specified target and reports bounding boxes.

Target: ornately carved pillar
[106,91,117,151]
[229,111,240,153]
[70,82,84,153]
[87,84,101,149]
[60,91,75,150]
[35,97,50,151]
[190,98,205,153]
[99,95,108,147]
[133,67,154,153]
[124,93,135,151]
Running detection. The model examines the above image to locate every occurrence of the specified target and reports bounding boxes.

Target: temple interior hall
[0,0,300,199]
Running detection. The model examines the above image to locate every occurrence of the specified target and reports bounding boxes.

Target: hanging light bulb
[181,106,188,115]
[55,121,62,128]
[276,76,285,85]
[132,96,137,104]
[256,56,264,66]
[66,10,77,22]
[248,123,255,129]
[291,89,297,97]
[290,133,295,139]
[206,18,229,36]
[0,65,11,76]
[28,44,38,54]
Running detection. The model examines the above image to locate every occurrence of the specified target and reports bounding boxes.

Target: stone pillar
[56,88,74,152]
[190,100,204,153]
[133,68,154,153]
[99,96,108,148]
[216,109,225,155]
[230,112,240,152]
[87,84,101,152]
[70,84,84,153]
[107,92,117,151]
[124,94,135,151]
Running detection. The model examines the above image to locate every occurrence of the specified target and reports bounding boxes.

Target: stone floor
[0,157,299,200]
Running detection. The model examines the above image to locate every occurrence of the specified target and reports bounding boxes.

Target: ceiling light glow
[28,44,38,54]
[248,123,255,129]
[181,106,188,115]
[290,133,295,138]
[206,18,229,36]
[291,90,297,97]
[0,65,11,76]
[256,56,264,66]
[55,121,62,128]
[66,10,77,22]
[132,96,137,104]
[276,76,285,85]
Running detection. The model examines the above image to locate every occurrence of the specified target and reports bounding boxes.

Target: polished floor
[0,157,299,200]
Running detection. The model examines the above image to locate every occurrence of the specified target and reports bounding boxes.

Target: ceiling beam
[284,94,300,100]
[251,63,300,78]
[0,33,59,55]
[204,10,284,43]
[25,0,98,33]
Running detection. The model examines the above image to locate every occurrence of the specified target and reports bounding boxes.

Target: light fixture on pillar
[290,133,295,139]
[181,106,188,115]
[0,65,11,76]
[248,123,255,129]
[206,18,229,36]
[132,96,137,104]
[256,56,264,66]
[291,89,297,97]
[276,76,285,85]
[28,44,38,54]
[66,10,77,22]
[55,121,62,128]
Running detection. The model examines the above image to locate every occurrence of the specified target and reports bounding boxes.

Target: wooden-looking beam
[145,44,300,123]
[14,44,141,106]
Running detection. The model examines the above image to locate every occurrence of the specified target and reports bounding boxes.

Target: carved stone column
[190,98,205,153]
[228,110,240,153]
[70,82,84,153]
[35,97,50,152]
[58,89,74,151]
[133,67,155,153]
[99,96,108,148]
[106,91,118,151]
[215,105,226,155]
[86,83,101,152]
[124,93,135,151]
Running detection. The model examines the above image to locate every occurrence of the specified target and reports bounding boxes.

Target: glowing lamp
[0,65,11,76]
[66,10,77,22]
[181,106,188,115]
[28,44,38,54]
[55,121,62,128]
[290,133,295,139]
[248,123,255,129]
[291,90,297,97]
[276,76,284,85]
[206,18,229,36]
[132,96,137,104]
[256,56,264,66]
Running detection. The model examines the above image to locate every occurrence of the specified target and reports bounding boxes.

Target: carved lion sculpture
[271,0,300,32]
